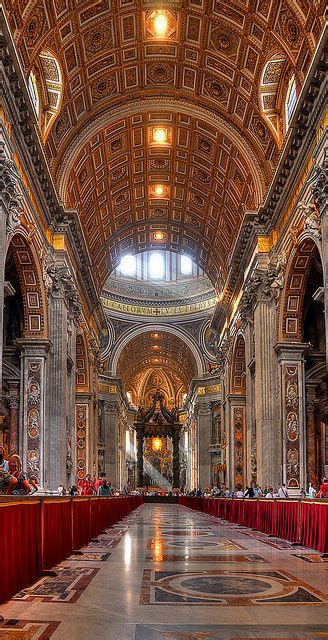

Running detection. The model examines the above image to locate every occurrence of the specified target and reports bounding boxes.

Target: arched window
[285,75,297,129]
[259,54,296,148]
[28,71,40,117]
[27,50,63,140]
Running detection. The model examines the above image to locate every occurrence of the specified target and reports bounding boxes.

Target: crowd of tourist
[1,444,328,498]
[57,474,133,497]
[191,479,328,499]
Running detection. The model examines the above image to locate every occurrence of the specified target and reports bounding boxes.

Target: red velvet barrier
[0,495,142,605]
[275,500,300,542]
[179,497,328,553]
[300,501,328,553]
[42,499,72,569]
[0,501,41,604]
[257,499,275,534]
[243,499,258,529]
[72,498,91,549]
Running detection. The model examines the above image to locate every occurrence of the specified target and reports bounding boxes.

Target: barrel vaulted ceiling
[5,0,325,290]
[116,330,198,392]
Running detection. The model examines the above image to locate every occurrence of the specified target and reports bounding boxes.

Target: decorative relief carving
[298,201,321,239]
[310,151,328,214]
[284,365,301,489]
[76,404,87,480]
[233,406,245,487]
[26,361,42,481]
[0,142,22,236]
[43,253,81,320]
[239,268,275,323]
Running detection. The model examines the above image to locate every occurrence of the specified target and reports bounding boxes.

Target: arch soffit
[6,230,49,339]
[278,235,323,342]
[110,323,205,378]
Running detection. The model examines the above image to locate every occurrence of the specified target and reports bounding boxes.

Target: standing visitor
[277,483,289,498]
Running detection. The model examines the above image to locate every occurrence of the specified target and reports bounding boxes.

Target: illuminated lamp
[153,11,168,36]
[153,128,167,143]
[152,437,163,452]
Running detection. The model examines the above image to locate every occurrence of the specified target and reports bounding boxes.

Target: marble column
[172,428,180,489]
[17,338,51,490]
[254,298,280,489]
[195,401,211,490]
[275,343,308,493]
[8,381,19,454]
[244,321,256,484]
[46,291,69,490]
[103,399,119,487]
[136,426,144,487]
[305,384,318,484]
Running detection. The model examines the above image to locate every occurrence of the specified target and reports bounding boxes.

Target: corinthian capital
[43,252,81,320]
[239,267,275,323]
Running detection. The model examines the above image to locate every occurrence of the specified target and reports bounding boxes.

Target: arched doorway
[277,237,326,490]
[1,232,48,486]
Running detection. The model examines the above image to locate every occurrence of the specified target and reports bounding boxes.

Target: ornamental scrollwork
[310,150,328,214]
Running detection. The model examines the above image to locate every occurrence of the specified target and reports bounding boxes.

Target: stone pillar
[103,399,119,487]
[8,381,19,454]
[46,290,69,490]
[136,426,144,487]
[254,298,280,488]
[172,428,180,489]
[195,401,211,490]
[275,343,308,494]
[305,384,318,484]
[244,321,256,484]
[0,203,6,416]
[44,255,81,491]
[17,339,51,490]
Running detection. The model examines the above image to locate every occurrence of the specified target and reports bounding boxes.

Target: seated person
[0,446,18,495]
[8,454,37,495]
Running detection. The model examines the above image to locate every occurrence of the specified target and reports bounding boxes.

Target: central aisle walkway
[1,503,328,639]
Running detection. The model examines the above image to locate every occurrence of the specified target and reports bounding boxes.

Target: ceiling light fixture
[153,11,168,36]
[154,184,164,196]
[154,231,164,240]
[153,127,167,144]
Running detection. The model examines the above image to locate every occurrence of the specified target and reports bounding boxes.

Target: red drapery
[300,501,328,553]
[0,495,143,605]
[0,501,41,604]
[178,497,328,553]
[42,499,73,569]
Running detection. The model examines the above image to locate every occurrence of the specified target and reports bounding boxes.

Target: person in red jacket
[79,473,95,496]
[318,477,328,498]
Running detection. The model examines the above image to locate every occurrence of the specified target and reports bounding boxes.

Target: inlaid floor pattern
[0,503,327,639]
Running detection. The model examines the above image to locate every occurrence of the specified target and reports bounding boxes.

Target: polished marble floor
[1,504,328,639]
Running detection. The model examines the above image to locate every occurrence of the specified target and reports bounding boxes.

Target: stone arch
[76,332,89,392]
[6,232,48,338]
[110,323,205,378]
[278,237,323,342]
